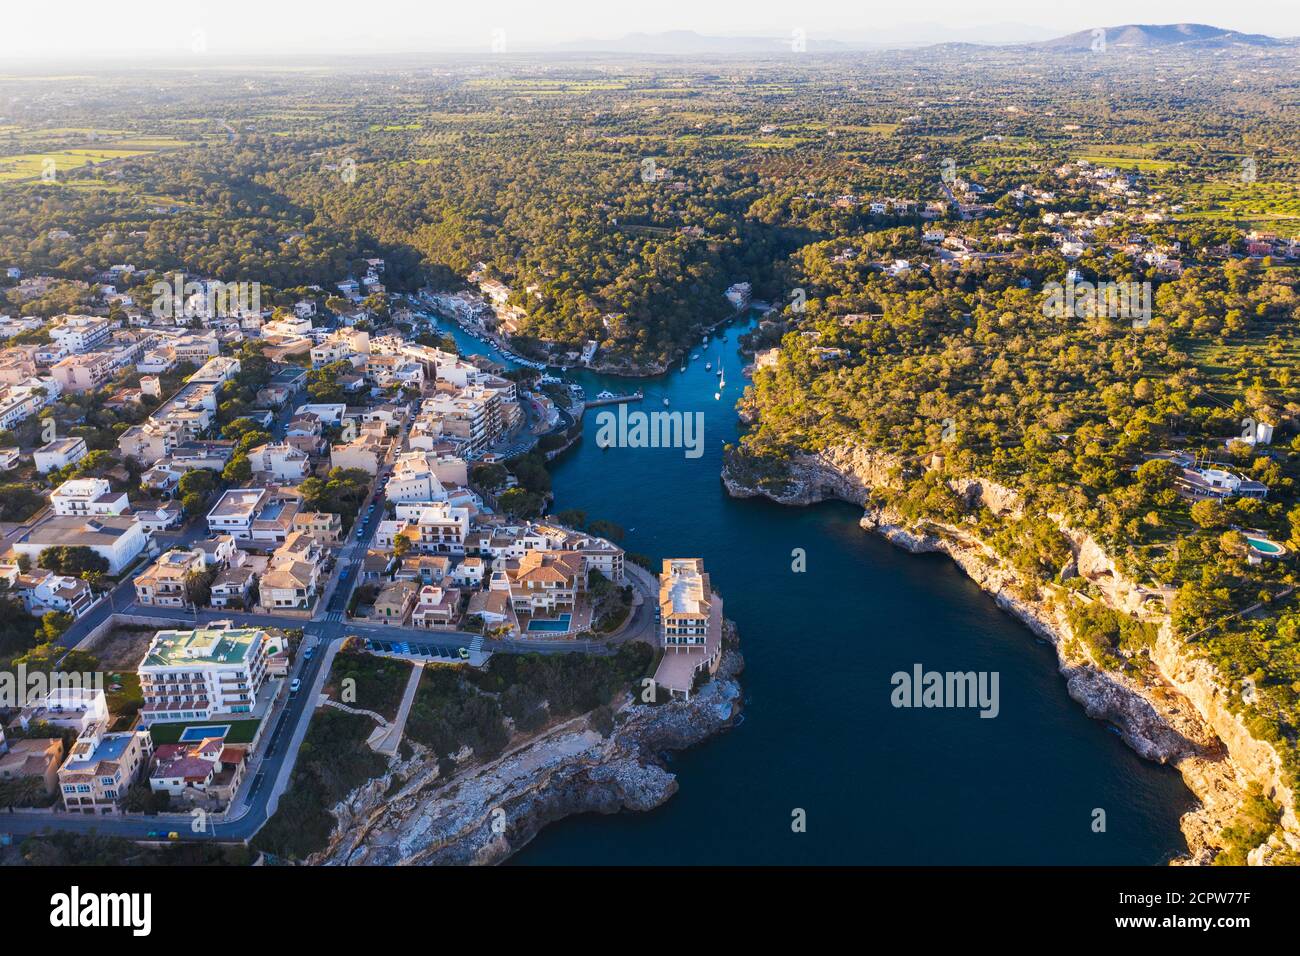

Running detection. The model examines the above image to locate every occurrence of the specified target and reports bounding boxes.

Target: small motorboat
[691,353,700,361]
[662,398,670,406]
[713,391,721,400]
[705,362,712,371]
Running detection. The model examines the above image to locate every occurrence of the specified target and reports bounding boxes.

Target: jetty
[585,390,644,408]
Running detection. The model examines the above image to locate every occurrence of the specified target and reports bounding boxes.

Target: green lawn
[147,718,261,745]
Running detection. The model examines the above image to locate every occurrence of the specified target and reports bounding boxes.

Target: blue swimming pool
[179,724,230,742]
[527,614,572,632]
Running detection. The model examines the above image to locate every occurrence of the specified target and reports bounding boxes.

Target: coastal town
[4,7,1300,911]
[0,264,729,842]
[0,124,1295,862]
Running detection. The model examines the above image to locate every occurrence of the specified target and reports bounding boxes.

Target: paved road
[9,371,655,845]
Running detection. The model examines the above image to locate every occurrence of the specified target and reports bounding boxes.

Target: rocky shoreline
[722,445,1299,865]
[310,634,744,866]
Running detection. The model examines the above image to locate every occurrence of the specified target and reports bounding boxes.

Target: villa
[503,550,586,617]
[410,585,462,628]
[135,549,206,608]
[373,580,420,625]
[58,722,152,814]
[257,531,325,612]
[50,477,130,517]
[149,737,248,806]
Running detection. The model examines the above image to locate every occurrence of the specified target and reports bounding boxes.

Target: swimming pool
[527,614,573,632]
[179,724,230,742]
[1246,536,1285,556]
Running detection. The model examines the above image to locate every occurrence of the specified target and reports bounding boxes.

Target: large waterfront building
[659,558,711,649]
[137,623,280,724]
[654,558,723,701]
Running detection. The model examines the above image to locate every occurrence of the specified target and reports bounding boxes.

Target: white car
[289,678,302,694]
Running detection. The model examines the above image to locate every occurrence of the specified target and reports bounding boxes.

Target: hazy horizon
[2,0,1299,60]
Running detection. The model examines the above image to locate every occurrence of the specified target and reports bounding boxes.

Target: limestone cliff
[723,446,1299,864]
[310,639,744,866]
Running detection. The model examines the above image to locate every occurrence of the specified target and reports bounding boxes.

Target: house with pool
[1243,533,1289,565]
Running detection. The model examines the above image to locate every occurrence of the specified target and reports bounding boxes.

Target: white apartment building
[246,442,310,481]
[206,487,270,539]
[48,315,111,354]
[50,478,130,517]
[138,623,281,724]
[12,514,147,575]
[414,502,470,554]
[660,558,711,649]
[33,436,88,474]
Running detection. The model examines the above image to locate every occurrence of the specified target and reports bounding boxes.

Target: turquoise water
[1246,536,1284,555]
[526,614,573,632]
[435,312,1196,865]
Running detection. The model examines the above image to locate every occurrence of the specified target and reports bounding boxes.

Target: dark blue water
[436,313,1196,865]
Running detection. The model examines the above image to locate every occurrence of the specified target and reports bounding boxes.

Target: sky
[1,0,1298,59]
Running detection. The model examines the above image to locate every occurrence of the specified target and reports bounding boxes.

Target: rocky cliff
[310,638,744,866]
[723,446,1299,864]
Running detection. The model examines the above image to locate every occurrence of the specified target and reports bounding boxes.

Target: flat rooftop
[142,626,265,669]
[19,515,139,548]
[64,733,134,773]
[208,488,268,519]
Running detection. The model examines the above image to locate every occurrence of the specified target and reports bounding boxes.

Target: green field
[0,146,155,181]
[1175,181,1300,226]
[1076,153,1178,172]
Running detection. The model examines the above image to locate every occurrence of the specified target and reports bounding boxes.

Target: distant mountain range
[1030,23,1290,51]
[548,24,1061,54]
[539,24,1295,56]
